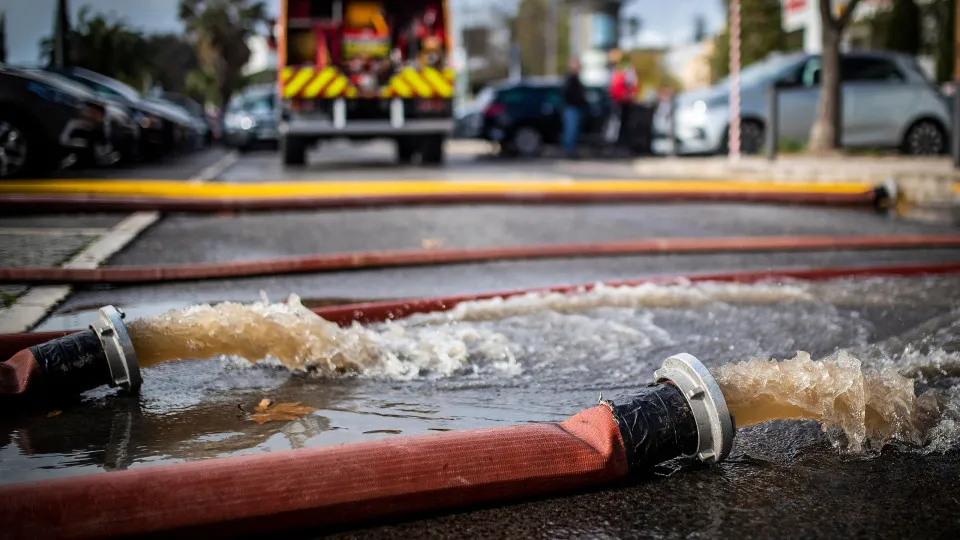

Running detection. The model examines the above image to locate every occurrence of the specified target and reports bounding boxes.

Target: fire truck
[276,0,455,166]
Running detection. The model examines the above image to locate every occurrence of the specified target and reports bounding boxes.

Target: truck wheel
[396,138,416,164]
[422,135,445,165]
[281,136,307,166]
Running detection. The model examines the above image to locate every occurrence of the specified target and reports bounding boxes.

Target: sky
[0,0,725,67]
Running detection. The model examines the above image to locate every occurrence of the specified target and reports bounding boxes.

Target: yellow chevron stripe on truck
[281,66,454,99]
[281,66,356,99]
[384,67,455,98]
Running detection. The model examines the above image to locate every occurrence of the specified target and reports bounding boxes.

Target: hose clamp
[654,353,735,464]
[91,305,142,392]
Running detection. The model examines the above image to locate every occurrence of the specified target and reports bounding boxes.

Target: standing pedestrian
[562,58,588,159]
[609,52,639,152]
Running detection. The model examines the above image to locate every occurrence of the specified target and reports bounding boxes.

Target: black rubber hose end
[30,329,112,395]
[607,382,700,471]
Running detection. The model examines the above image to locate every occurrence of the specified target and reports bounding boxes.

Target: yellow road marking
[0,179,877,199]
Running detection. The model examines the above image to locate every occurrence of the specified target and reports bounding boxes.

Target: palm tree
[179,0,267,107]
[39,8,150,87]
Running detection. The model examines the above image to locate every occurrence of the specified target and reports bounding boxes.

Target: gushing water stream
[124,282,960,453]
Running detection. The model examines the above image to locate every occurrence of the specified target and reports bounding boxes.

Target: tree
[0,12,7,64]
[179,0,267,107]
[934,0,955,82]
[512,0,570,77]
[40,8,151,88]
[709,0,785,82]
[625,48,680,93]
[807,0,863,153]
[144,34,201,95]
[884,0,922,55]
[693,15,708,43]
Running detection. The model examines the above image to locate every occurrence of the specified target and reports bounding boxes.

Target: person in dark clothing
[562,58,588,158]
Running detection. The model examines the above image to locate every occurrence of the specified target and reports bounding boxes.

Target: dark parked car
[30,69,137,165]
[459,78,654,157]
[51,67,190,159]
[223,85,278,151]
[162,92,217,145]
[0,65,108,178]
[459,79,607,156]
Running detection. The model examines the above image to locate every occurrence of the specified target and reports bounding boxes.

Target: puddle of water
[3,276,960,486]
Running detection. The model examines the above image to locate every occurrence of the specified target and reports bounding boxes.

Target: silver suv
[653,51,951,156]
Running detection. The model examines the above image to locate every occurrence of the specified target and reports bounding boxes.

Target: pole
[546,0,558,77]
[953,89,960,169]
[728,0,741,161]
[53,0,69,68]
[765,84,779,161]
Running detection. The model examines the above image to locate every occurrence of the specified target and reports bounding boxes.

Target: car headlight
[693,100,707,115]
[224,113,255,130]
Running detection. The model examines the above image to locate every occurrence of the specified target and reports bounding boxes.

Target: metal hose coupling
[29,305,141,395]
[603,353,735,471]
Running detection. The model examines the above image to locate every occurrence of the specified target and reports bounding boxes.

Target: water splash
[714,352,942,453]
[127,294,519,380]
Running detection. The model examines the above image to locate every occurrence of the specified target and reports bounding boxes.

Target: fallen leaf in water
[46,410,62,418]
[247,400,316,424]
[256,398,273,412]
[421,238,443,249]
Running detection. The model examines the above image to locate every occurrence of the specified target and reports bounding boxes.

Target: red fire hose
[0,350,733,540]
[4,234,959,285]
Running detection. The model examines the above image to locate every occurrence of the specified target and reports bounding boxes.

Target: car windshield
[245,93,274,114]
[718,54,805,87]
[67,71,142,102]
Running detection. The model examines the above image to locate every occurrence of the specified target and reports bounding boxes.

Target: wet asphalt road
[6,143,960,538]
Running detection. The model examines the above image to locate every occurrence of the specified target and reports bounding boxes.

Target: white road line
[0,227,108,236]
[189,150,238,184]
[0,151,239,333]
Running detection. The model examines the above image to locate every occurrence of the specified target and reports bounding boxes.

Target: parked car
[144,96,205,151]
[460,78,635,157]
[30,69,137,165]
[51,67,190,159]
[162,92,216,146]
[653,50,951,156]
[223,85,278,151]
[0,65,108,178]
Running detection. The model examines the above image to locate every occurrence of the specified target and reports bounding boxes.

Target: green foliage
[884,0,922,55]
[512,0,570,77]
[624,49,679,93]
[709,0,787,83]
[179,0,267,107]
[935,0,955,83]
[39,8,152,88]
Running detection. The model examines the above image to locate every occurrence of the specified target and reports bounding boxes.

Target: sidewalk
[632,155,960,206]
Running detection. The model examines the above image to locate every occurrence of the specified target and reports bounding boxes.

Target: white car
[653,51,951,156]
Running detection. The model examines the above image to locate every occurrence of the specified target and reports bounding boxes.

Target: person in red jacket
[608,52,639,151]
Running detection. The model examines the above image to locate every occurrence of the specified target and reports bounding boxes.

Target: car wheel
[421,135,445,165]
[740,120,764,155]
[902,119,946,156]
[281,135,307,166]
[0,118,35,179]
[511,126,543,157]
[396,137,416,164]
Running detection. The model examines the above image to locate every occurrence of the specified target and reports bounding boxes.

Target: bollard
[952,85,960,169]
[667,94,677,157]
[765,84,779,161]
